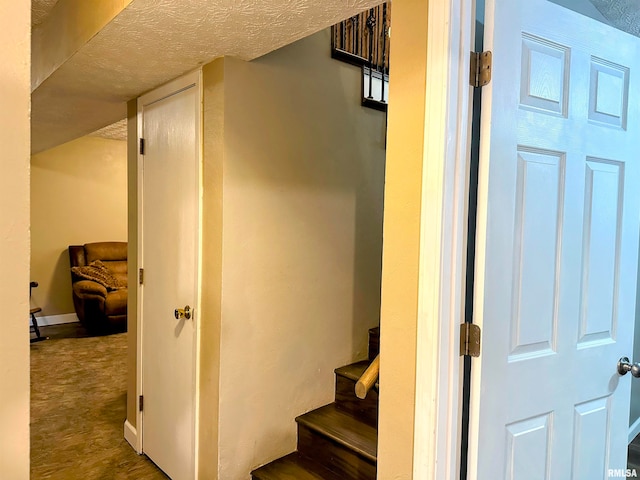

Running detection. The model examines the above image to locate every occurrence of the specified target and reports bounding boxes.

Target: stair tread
[335,361,380,390]
[252,453,343,480]
[335,361,370,381]
[296,403,377,463]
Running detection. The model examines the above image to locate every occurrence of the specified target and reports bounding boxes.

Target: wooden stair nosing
[296,403,377,464]
[335,361,369,381]
[251,452,344,480]
[335,361,380,390]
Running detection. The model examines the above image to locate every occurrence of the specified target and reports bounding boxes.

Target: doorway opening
[29,125,165,478]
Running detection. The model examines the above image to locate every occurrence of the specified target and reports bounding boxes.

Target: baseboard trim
[124,419,140,453]
[36,313,79,327]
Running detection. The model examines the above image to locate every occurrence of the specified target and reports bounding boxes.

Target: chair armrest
[73,280,108,298]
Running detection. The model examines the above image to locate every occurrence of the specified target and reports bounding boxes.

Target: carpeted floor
[31,324,168,480]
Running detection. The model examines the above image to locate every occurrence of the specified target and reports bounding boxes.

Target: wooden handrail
[355,354,379,399]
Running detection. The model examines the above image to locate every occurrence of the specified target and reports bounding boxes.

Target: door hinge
[470,51,492,88]
[460,323,481,357]
[139,395,144,412]
[139,268,144,285]
[139,138,145,155]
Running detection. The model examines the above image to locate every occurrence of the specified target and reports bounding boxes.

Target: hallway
[30,324,167,479]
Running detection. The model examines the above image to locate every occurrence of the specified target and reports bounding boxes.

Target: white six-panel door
[139,71,200,480]
[469,1,640,478]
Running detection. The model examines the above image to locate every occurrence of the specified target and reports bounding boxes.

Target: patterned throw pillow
[71,260,124,291]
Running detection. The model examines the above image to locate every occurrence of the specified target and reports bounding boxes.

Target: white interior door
[139,71,200,480]
[469,1,640,478]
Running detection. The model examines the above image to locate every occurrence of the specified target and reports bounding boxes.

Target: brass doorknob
[174,305,191,320]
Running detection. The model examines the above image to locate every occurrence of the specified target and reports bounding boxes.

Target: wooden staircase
[251,327,380,480]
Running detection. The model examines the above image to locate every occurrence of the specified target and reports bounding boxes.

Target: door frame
[399,0,475,477]
[414,0,475,475]
[134,69,203,474]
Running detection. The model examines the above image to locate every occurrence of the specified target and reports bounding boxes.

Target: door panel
[509,148,563,360]
[469,1,640,478]
[140,75,199,480]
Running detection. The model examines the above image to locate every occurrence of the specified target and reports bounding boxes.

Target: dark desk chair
[30,281,47,343]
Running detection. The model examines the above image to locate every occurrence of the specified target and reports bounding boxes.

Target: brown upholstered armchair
[68,242,128,333]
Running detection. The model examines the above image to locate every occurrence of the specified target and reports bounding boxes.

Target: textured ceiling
[32,0,60,26]
[31,0,383,153]
[89,119,128,141]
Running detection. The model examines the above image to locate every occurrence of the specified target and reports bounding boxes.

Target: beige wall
[200,29,386,479]
[30,136,128,317]
[0,0,31,478]
[377,1,429,478]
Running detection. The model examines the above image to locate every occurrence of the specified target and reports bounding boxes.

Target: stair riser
[298,425,376,480]
[335,375,378,427]
[368,328,379,361]
[252,452,343,480]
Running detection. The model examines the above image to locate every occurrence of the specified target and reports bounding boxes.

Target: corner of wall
[198,57,226,479]
[0,2,31,478]
[126,98,139,431]
[377,1,430,478]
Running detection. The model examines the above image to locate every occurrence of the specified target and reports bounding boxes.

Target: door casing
[373,1,475,478]
[395,0,475,478]
[134,70,203,476]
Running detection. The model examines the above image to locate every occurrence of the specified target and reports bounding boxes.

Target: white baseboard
[124,419,141,453]
[35,313,79,327]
